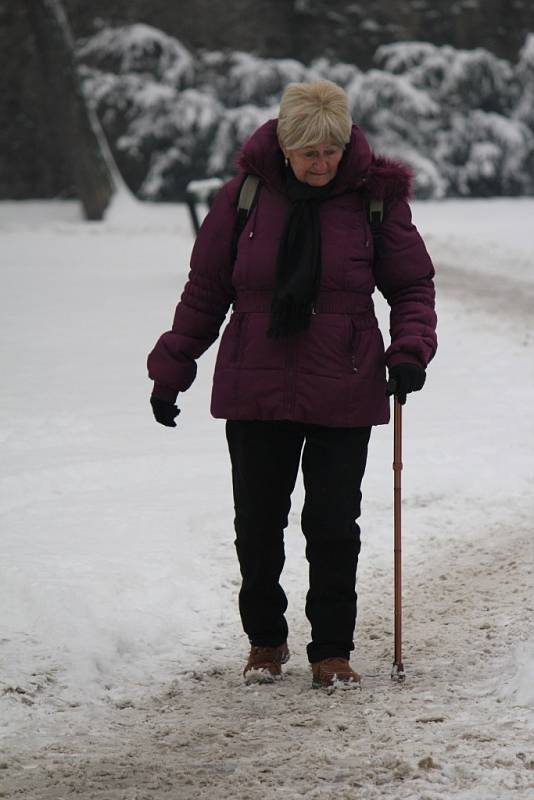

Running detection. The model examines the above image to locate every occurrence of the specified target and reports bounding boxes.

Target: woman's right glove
[150,396,181,427]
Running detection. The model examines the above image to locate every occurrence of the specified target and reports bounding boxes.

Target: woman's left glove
[150,396,181,427]
[386,363,426,405]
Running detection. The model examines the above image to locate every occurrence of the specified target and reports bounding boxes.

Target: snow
[1,197,533,797]
[412,197,534,286]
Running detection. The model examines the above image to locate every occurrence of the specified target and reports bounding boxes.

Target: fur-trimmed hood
[237,119,412,203]
[362,155,413,203]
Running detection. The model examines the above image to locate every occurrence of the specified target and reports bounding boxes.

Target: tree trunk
[25,0,115,220]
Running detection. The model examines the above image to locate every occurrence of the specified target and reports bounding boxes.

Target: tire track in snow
[437,261,534,326]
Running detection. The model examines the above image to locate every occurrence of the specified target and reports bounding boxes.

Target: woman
[147,80,437,689]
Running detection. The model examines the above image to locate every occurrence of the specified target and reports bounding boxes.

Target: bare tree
[25,0,115,220]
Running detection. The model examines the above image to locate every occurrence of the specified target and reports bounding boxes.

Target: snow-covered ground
[1,196,533,799]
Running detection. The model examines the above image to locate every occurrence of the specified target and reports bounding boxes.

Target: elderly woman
[148,80,437,689]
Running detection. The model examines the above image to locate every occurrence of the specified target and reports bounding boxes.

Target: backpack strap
[232,174,260,263]
[236,175,260,236]
[369,198,384,228]
[368,198,384,258]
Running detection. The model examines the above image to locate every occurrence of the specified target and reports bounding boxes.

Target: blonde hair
[277,80,352,151]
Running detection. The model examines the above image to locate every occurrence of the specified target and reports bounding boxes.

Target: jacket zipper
[349,319,360,373]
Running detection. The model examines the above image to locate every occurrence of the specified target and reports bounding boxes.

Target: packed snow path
[1,200,533,799]
[2,526,533,799]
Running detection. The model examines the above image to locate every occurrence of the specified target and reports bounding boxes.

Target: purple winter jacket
[147,120,437,427]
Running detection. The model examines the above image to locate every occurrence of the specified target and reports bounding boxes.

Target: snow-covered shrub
[439,48,518,115]
[78,26,220,197]
[198,50,311,107]
[401,151,447,200]
[373,40,532,196]
[207,104,277,175]
[514,34,534,130]
[134,89,224,199]
[308,57,361,88]
[375,42,442,76]
[77,24,534,200]
[80,62,223,197]
[346,70,440,151]
[435,111,534,196]
[77,23,194,88]
[375,42,517,114]
[516,32,534,83]
[375,142,447,200]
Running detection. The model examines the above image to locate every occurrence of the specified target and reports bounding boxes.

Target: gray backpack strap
[237,174,260,217]
[232,175,260,263]
[368,198,384,260]
[369,198,384,227]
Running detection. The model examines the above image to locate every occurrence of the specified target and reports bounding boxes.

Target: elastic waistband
[233,290,377,328]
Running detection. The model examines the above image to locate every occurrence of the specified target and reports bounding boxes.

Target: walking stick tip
[391,662,406,682]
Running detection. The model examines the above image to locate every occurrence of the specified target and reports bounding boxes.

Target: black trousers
[225,420,371,663]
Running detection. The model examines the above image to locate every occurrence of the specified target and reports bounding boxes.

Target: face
[283,142,344,186]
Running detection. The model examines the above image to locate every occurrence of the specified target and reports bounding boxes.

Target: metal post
[392,397,405,681]
[185,193,200,236]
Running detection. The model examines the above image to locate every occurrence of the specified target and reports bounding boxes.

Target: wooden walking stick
[391,396,405,681]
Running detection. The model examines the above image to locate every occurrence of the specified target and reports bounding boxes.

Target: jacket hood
[362,155,413,202]
[237,119,412,202]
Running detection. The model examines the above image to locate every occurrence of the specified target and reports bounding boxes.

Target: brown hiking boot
[243,642,290,684]
[311,657,361,689]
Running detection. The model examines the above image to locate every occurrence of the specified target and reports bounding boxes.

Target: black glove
[150,396,181,427]
[386,363,426,406]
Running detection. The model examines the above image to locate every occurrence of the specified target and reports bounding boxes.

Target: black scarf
[267,169,334,338]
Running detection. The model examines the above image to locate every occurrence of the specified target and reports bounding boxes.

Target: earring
[284,157,289,167]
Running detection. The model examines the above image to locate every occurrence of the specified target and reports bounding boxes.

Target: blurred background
[2,0,534,216]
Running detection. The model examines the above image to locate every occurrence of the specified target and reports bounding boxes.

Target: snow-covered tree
[136,89,223,199]
[78,27,219,198]
[439,48,518,115]
[196,50,312,107]
[226,52,311,106]
[436,111,534,196]
[375,41,518,114]
[26,0,115,219]
[346,69,440,146]
[308,58,361,88]
[515,34,534,130]
[78,24,195,89]
[372,40,532,196]
[207,104,278,175]
[77,24,534,200]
